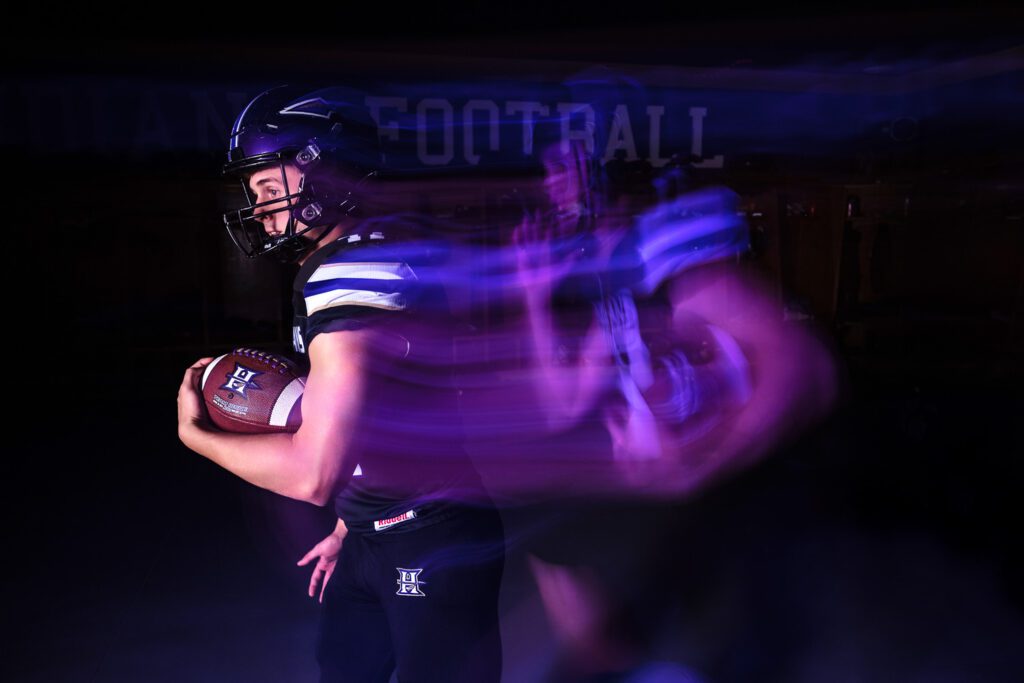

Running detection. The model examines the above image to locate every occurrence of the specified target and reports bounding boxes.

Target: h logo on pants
[396,568,427,597]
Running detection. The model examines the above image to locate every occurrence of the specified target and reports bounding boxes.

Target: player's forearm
[179,424,320,504]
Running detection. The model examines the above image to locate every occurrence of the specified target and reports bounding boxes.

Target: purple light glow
[330,176,837,506]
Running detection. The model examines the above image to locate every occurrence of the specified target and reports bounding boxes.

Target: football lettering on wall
[12,84,737,164]
[24,70,1019,161]
[366,96,723,168]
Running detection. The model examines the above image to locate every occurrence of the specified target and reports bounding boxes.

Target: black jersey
[292,218,486,535]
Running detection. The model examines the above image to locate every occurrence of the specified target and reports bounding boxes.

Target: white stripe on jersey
[307,261,416,284]
[269,377,306,427]
[305,289,407,315]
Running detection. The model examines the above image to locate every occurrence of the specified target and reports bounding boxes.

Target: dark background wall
[5,5,1023,681]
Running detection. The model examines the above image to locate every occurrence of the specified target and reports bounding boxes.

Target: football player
[176,85,504,683]
[512,136,836,679]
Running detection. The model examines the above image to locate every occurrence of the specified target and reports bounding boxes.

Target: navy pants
[316,506,505,683]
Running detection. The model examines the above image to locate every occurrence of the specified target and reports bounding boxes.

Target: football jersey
[292,217,486,535]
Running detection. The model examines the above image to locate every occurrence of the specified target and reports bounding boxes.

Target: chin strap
[266,227,331,264]
[266,209,347,264]
[268,235,313,264]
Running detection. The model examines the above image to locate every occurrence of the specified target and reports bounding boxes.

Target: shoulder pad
[304,257,418,316]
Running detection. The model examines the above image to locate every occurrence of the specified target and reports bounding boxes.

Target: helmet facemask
[223,148,359,264]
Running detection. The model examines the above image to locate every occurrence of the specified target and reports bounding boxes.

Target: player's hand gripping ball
[200,348,305,433]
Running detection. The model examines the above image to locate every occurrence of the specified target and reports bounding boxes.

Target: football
[200,348,305,433]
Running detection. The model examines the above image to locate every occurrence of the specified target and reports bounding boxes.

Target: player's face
[541,145,584,214]
[247,163,306,237]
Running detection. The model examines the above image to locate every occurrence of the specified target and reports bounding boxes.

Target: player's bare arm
[513,210,616,429]
[293,329,369,505]
[176,329,369,505]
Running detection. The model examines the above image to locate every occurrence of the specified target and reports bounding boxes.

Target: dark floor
[7,353,1024,682]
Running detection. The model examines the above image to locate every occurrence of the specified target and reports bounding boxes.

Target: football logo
[220,363,263,399]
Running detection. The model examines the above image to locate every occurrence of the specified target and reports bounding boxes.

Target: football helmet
[222,85,382,263]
